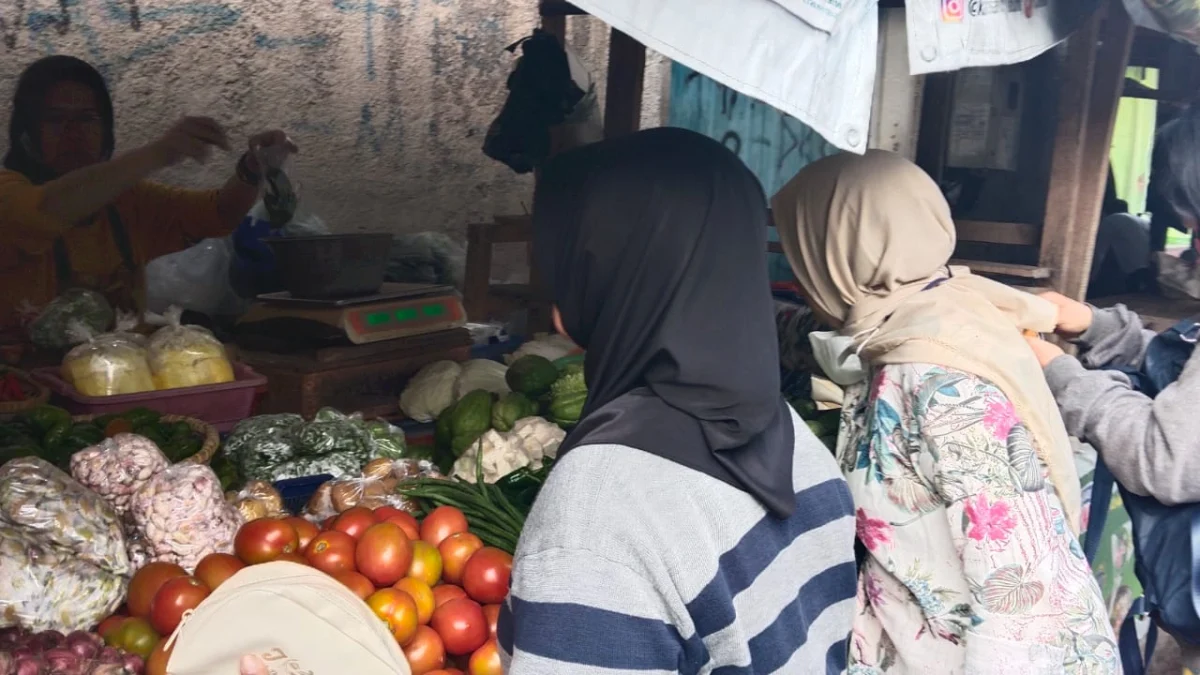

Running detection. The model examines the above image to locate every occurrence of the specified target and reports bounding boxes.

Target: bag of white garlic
[128,464,242,572]
[70,433,169,517]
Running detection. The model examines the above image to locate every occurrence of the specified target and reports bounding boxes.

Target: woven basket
[73,413,220,465]
[0,367,50,415]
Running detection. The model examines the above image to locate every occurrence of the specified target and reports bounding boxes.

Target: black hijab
[533,127,796,518]
[4,56,116,185]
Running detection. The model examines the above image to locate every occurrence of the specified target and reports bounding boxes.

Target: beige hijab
[772,150,1081,533]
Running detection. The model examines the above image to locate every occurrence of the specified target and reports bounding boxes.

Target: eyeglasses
[41,111,103,131]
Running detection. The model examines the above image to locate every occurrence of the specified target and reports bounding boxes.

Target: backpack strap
[1118,597,1158,675]
[1084,459,1116,564]
[52,204,138,294]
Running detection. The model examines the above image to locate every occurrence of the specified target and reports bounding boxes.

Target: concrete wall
[0,1,668,280]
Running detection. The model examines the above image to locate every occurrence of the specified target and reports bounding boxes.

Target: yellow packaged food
[61,319,156,396]
[147,307,235,390]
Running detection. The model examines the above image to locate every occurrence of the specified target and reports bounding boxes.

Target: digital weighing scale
[238,282,467,345]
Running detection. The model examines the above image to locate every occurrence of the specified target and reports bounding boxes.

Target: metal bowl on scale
[263,233,394,299]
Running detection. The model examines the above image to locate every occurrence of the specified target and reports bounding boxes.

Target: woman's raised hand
[151,116,231,167]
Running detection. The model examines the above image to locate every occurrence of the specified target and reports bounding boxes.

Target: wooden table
[1092,292,1200,332]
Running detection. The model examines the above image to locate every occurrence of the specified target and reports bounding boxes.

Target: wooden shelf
[950,259,1053,279]
[955,220,1040,247]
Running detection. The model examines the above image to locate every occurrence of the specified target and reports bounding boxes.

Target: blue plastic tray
[275,474,335,515]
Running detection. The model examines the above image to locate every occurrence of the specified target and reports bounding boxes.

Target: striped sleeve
[499,548,699,674]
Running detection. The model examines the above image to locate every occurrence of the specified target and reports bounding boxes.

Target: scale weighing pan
[240,282,466,345]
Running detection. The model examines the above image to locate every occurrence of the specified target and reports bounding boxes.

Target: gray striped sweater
[497,408,857,674]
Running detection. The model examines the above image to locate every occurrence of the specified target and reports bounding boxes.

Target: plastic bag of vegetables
[69,433,169,517]
[226,479,287,522]
[0,457,130,576]
[145,306,235,390]
[0,524,128,632]
[224,413,304,481]
[28,288,114,350]
[61,320,155,397]
[128,463,242,572]
[295,408,372,458]
[363,419,407,458]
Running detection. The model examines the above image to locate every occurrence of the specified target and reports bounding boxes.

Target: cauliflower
[452,416,565,484]
[504,333,581,365]
[452,359,510,399]
[399,361,463,422]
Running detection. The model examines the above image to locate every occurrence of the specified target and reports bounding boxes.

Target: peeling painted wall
[0,1,668,280]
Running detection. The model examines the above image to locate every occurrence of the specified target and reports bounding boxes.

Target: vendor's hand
[245,129,299,173]
[152,116,231,167]
[240,655,269,675]
[1037,290,1094,338]
[1025,334,1066,368]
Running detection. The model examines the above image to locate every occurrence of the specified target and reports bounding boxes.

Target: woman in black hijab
[497,128,856,675]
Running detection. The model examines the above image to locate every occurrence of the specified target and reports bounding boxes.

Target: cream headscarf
[772,150,1082,533]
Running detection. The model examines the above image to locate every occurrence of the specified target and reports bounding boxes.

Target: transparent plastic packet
[363,419,407,459]
[145,306,235,390]
[224,414,304,480]
[28,288,115,349]
[295,408,371,459]
[61,317,155,397]
[226,479,287,522]
[128,463,242,572]
[0,523,127,633]
[304,458,438,520]
[69,432,169,517]
[0,457,130,577]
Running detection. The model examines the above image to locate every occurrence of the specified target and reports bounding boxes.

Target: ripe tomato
[334,571,375,600]
[366,588,419,645]
[145,636,174,675]
[468,639,502,675]
[378,508,421,540]
[409,540,443,587]
[403,625,447,675]
[334,507,379,540]
[194,553,245,591]
[481,605,501,639]
[394,577,436,625]
[306,530,357,575]
[285,516,320,552]
[430,598,488,656]
[97,614,127,640]
[150,576,210,636]
[127,562,188,618]
[109,617,160,659]
[461,548,512,605]
[437,532,482,585]
[322,515,337,530]
[356,522,413,587]
[235,518,299,565]
[432,584,468,609]
[421,506,469,547]
[277,551,310,565]
[425,670,465,675]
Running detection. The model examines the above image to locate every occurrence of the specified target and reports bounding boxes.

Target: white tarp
[569,0,879,154]
[904,0,1102,75]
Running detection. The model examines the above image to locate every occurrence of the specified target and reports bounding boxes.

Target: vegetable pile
[0,369,34,403]
[0,406,206,470]
[91,501,513,674]
[0,627,147,675]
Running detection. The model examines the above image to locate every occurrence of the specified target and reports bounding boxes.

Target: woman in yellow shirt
[0,55,298,330]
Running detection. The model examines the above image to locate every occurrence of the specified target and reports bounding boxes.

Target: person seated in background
[0,55,297,330]
[1088,169,1153,299]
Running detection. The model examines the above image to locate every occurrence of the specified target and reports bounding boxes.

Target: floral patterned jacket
[842,364,1119,675]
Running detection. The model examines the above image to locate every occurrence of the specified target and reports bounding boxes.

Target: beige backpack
[164,561,411,675]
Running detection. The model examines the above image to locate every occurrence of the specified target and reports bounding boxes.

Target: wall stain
[332,0,400,80]
[254,32,329,50]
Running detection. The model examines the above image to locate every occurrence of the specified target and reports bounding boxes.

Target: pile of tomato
[98,504,511,675]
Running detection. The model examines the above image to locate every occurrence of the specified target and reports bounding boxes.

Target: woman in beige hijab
[774,150,1117,674]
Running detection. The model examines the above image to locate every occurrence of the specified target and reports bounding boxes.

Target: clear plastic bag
[69,433,169,517]
[28,289,115,350]
[128,464,242,573]
[226,479,287,522]
[0,457,130,577]
[144,237,236,318]
[305,458,436,520]
[145,306,235,390]
[61,318,155,397]
[0,524,127,632]
[385,232,466,288]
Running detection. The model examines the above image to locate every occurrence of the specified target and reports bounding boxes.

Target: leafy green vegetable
[491,392,537,432]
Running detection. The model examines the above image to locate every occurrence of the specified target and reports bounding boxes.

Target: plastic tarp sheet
[568,0,879,154]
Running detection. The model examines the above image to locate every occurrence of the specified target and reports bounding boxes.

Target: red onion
[122,653,144,675]
[84,665,128,675]
[42,647,80,672]
[96,647,123,665]
[65,632,99,660]
[29,631,63,652]
[0,650,14,674]
[13,655,45,675]
[0,626,25,649]
[9,647,36,662]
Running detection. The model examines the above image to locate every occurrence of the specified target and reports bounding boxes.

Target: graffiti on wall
[667,62,838,197]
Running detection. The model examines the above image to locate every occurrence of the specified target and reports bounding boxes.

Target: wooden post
[1061,7,1135,300]
[463,223,495,322]
[1038,15,1101,296]
[603,28,646,138]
